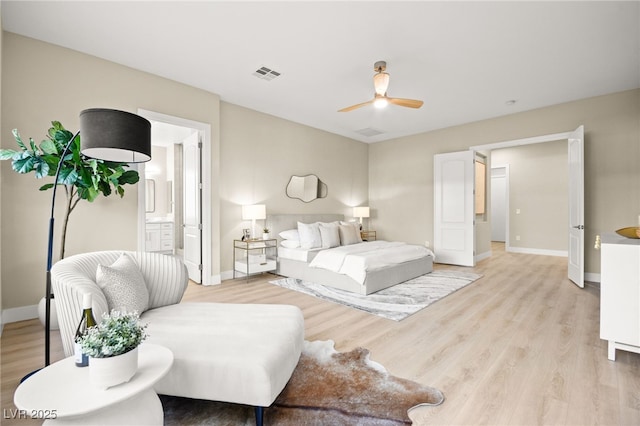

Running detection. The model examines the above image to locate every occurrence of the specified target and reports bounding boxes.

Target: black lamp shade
[80,108,151,163]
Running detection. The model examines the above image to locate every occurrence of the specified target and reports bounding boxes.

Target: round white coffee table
[14,343,173,425]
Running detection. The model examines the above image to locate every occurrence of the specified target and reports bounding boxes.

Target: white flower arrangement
[79,310,148,358]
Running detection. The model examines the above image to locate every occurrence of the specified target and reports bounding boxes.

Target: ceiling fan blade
[373,72,390,96]
[338,99,374,112]
[387,97,424,109]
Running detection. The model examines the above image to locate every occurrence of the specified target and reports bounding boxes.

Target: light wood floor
[2,243,639,425]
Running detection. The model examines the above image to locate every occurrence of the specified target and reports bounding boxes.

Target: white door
[183,132,202,283]
[567,126,585,288]
[434,150,476,266]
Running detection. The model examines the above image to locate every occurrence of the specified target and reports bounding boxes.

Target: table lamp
[353,206,370,229]
[242,204,266,239]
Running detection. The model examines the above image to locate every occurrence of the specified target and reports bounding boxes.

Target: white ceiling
[3,1,639,143]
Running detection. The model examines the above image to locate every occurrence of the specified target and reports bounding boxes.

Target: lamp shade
[242,204,266,220]
[353,206,370,218]
[80,108,151,163]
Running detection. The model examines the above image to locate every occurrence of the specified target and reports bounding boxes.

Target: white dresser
[600,233,640,360]
[145,221,174,255]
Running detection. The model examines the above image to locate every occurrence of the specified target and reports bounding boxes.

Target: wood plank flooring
[2,243,639,425]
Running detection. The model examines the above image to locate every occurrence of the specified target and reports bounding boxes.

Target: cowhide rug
[161,340,444,425]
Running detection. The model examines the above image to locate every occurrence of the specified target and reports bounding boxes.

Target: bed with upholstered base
[267,214,434,295]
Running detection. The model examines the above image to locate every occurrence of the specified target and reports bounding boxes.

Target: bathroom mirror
[145,179,155,212]
[286,174,327,202]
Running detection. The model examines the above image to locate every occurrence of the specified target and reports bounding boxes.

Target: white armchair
[51,251,304,426]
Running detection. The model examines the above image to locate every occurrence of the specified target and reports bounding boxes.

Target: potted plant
[263,227,271,240]
[0,122,140,259]
[79,311,148,389]
[0,122,140,329]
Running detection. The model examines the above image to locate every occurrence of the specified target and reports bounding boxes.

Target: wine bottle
[74,293,96,367]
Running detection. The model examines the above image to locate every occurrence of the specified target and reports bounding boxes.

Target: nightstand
[361,230,376,241]
[233,239,278,279]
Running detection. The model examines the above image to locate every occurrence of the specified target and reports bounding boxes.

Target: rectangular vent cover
[252,66,281,81]
[355,127,385,137]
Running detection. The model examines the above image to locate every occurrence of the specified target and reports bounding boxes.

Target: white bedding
[278,246,322,263]
[308,240,434,285]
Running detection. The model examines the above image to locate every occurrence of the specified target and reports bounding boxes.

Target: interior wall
[492,142,568,252]
[219,102,368,274]
[1,32,221,311]
[369,88,640,275]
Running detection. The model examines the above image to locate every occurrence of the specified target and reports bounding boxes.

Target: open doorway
[436,126,584,287]
[136,110,212,285]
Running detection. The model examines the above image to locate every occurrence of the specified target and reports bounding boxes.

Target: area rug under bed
[269,269,482,321]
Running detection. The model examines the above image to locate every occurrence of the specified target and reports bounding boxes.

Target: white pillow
[319,223,340,248]
[340,221,363,243]
[279,229,299,240]
[297,221,322,249]
[97,253,149,313]
[339,224,361,246]
[280,239,301,249]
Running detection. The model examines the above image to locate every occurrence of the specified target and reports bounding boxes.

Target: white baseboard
[476,251,492,262]
[3,304,38,325]
[203,273,222,286]
[585,272,601,283]
[506,247,568,257]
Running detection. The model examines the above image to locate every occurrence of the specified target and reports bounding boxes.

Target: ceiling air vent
[355,127,385,137]
[252,66,281,81]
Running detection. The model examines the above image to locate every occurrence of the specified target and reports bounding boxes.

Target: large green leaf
[118,170,140,185]
[12,154,36,174]
[40,139,58,155]
[0,149,18,160]
[12,129,27,151]
[34,158,50,178]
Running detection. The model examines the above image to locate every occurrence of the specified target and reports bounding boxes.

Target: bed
[267,214,434,295]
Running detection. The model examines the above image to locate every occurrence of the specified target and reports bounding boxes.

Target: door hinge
[198,264,203,271]
[198,223,203,230]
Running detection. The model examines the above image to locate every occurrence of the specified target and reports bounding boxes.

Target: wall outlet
[516,208,521,214]
[515,235,521,241]
[425,241,430,248]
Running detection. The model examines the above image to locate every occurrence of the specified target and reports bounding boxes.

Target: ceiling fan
[338,61,424,112]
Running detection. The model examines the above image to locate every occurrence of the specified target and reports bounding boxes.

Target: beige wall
[1,33,221,311]
[219,102,368,272]
[369,89,640,275]
[1,33,368,313]
[492,142,568,251]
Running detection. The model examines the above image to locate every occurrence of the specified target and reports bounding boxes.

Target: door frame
[136,109,213,286]
[470,127,584,287]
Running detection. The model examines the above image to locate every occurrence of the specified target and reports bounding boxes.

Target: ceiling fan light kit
[339,60,423,112]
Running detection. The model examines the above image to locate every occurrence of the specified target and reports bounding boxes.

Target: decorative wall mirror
[286,174,327,202]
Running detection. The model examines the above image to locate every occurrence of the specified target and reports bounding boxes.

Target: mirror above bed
[286,174,328,202]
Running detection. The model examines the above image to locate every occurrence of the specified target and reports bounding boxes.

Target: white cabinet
[146,222,174,255]
[600,233,640,360]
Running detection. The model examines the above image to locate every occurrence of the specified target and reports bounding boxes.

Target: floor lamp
[35,109,151,378]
